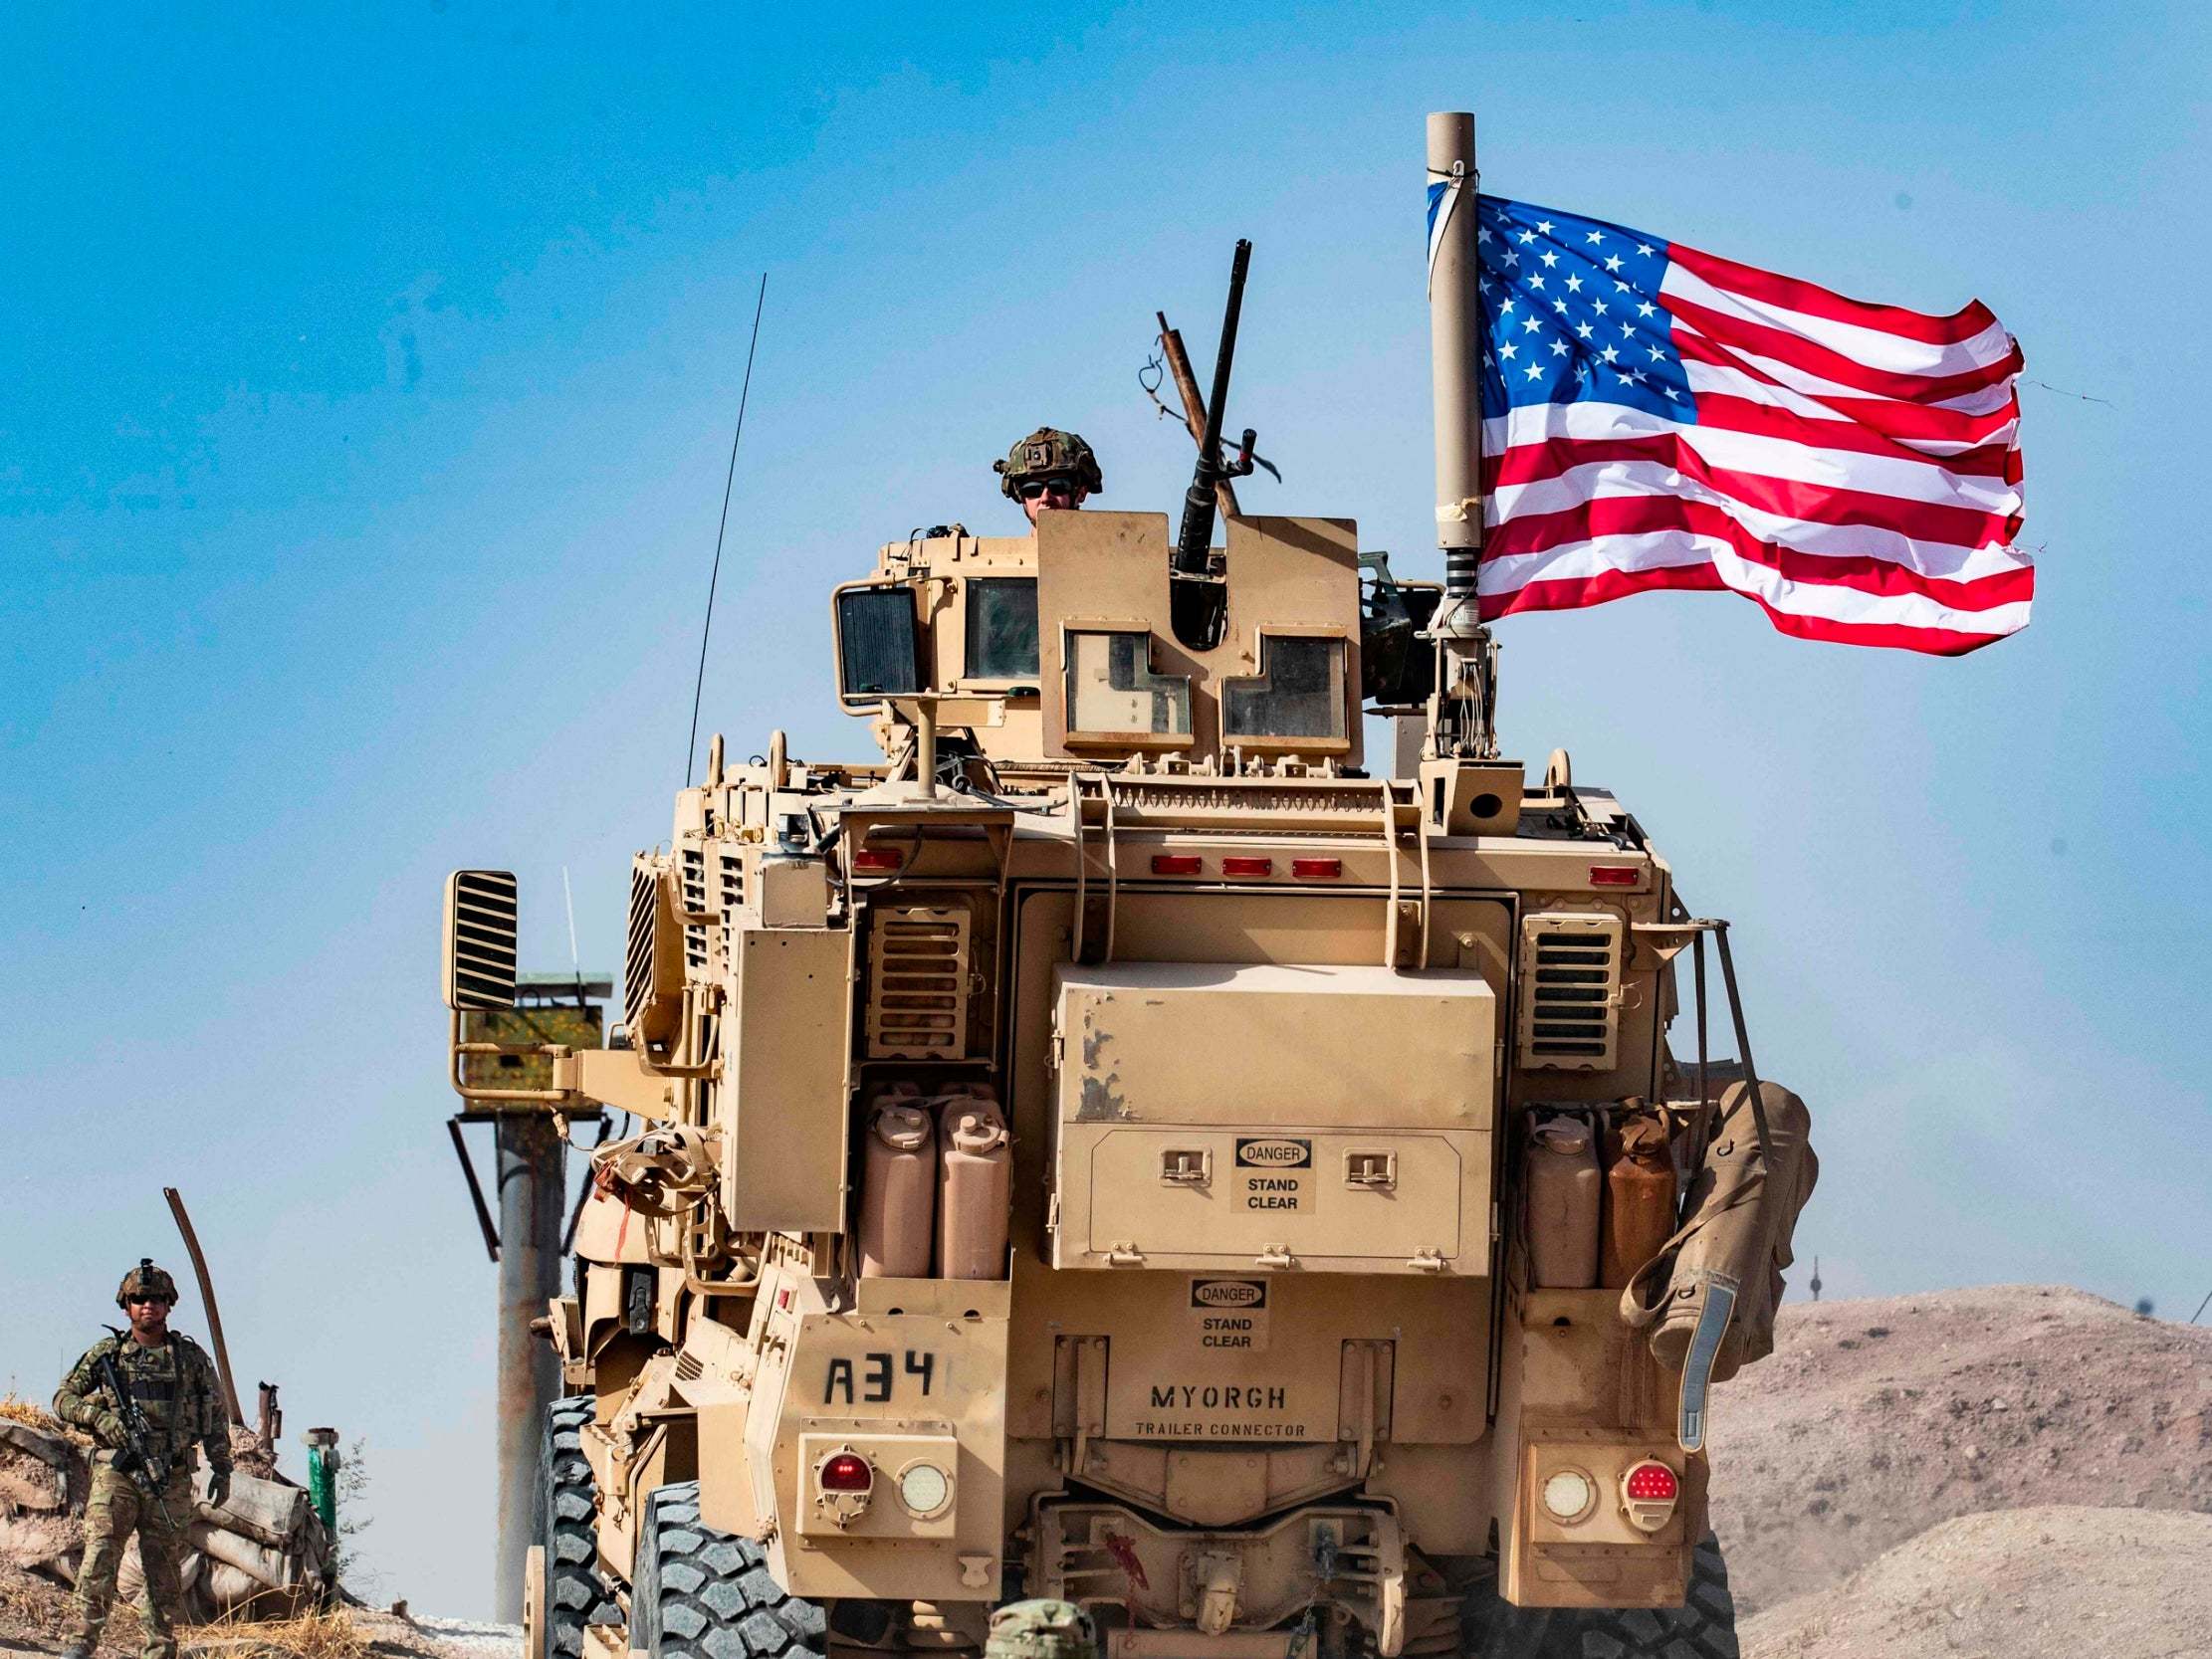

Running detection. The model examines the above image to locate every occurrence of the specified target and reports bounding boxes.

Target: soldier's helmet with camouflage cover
[984,1599,1097,1659]
[994,428,1103,501]
[115,1258,179,1308]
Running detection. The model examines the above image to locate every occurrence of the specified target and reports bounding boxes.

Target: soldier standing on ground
[52,1260,233,1659]
[994,428,1102,524]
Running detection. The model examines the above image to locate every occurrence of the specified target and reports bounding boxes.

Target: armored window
[836,587,923,701]
[965,578,1039,682]
[1064,630,1192,739]
[1221,636,1348,743]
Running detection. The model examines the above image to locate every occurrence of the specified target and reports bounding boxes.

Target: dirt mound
[1707,1285,2212,1617]
[1739,1505,2212,1659]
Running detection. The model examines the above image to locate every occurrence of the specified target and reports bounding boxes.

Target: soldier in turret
[53,1260,233,1659]
[994,427,1102,524]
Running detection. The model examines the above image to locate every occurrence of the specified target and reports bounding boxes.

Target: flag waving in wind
[1442,191,2030,654]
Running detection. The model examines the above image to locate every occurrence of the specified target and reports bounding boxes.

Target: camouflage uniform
[984,1600,1097,1659]
[53,1273,231,1659]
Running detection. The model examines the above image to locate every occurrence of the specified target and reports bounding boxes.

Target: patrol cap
[116,1258,179,1308]
[994,429,1103,501]
[984,1599,1097,1659]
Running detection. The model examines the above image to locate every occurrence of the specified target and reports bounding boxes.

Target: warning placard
[1234,1137,1312,1213]
[1187,1277,1270,1351]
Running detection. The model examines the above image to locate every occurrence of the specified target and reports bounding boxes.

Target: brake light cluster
[1149,854,1343,880]
[1620,1458,1680,1534]
[812,1446,875,1529]
[819,1452,873,1492]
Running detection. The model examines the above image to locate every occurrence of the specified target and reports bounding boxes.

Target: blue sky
[5,0,2206,1620]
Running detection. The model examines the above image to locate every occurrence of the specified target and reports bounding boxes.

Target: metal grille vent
[866,906,971,1059]
[679,845,710,974]
[444,870,518,1009]
[1517,912,1624,1071]
[673,1351,704,1383]
[625,858,683,1050]
[718,850,747,954]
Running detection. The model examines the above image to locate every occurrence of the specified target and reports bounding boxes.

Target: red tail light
[1151,855,1203,876]
[1624,1461,1678,1502]
[1290,858,1342,880]
[1220,856,1273,878]
[819,1452,874,1492]
[1589,865,1640,887]
[852,847,904,874]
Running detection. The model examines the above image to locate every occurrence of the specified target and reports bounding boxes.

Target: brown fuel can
[1600,1104,1679,1289]
[1525,1115,1602,1289]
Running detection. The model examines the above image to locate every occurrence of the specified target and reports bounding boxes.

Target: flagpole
[1424,109,1498,758]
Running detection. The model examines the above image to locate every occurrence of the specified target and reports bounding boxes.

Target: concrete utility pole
[493,1110,564,1623]
[449,972,607,1623]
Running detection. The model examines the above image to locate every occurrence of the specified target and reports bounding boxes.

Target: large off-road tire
[540,1396,619,1659]
[633,1481,827,1659]
[1463,1535,1738,1659]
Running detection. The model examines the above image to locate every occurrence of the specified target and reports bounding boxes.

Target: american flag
[1432,189,2031,654]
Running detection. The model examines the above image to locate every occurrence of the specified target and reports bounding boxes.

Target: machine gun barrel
[1174,239,1252,577]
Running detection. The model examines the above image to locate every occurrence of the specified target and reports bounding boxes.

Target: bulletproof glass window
[837,587,923,701]
[1222,636,1348,741]
[1065,631,1192,737]
[965,578,1040,682]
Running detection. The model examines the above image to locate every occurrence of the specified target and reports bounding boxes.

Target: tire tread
[637,1482,825,1659]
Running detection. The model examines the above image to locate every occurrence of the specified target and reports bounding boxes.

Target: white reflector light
[897,1461,952,1520]
[1540,1468,1596,1523]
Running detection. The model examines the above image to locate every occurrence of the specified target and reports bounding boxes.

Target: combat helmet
[115,1258,178,1308]
[994,428,1103,501]
[984,1600,1097,1659]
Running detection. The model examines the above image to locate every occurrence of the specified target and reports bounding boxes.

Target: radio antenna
[685,272,769,788]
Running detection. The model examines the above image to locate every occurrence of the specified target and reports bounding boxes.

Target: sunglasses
[1017,478,1078,501]
[124,1294,171,1307]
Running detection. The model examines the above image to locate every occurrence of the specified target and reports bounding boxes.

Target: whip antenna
[685,271,769,788]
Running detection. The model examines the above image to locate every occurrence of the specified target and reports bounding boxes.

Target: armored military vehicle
[440,113,1816,1659]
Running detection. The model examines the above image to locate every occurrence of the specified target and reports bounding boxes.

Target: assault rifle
[95,1330,176,1525]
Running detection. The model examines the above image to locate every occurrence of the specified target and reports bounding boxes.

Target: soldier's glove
[92,1410,127,1449]
[206,1469,231,1511]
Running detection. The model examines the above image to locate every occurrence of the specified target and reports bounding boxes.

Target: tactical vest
[78,1336,222,1466]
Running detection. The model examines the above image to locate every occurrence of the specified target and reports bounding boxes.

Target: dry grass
[182,1608,368,1659]
[0,1393,66,1436]
[0,1560,68,1626]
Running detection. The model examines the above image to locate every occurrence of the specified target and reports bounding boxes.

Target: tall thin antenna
[686,271,770,788]
[561,864,584,1010]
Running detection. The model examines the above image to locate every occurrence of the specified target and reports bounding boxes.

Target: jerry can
[858,1088,937,1278]
[1600,1104,1679,1289]
[936,1088,1011,1280]
[1525,1115,1602,1289]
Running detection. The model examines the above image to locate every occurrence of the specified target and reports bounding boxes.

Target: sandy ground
[1740,1505,2212,1659]
[1707,1284,2212,1619]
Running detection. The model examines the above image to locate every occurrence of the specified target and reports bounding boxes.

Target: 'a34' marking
[823,1349,937,1405]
